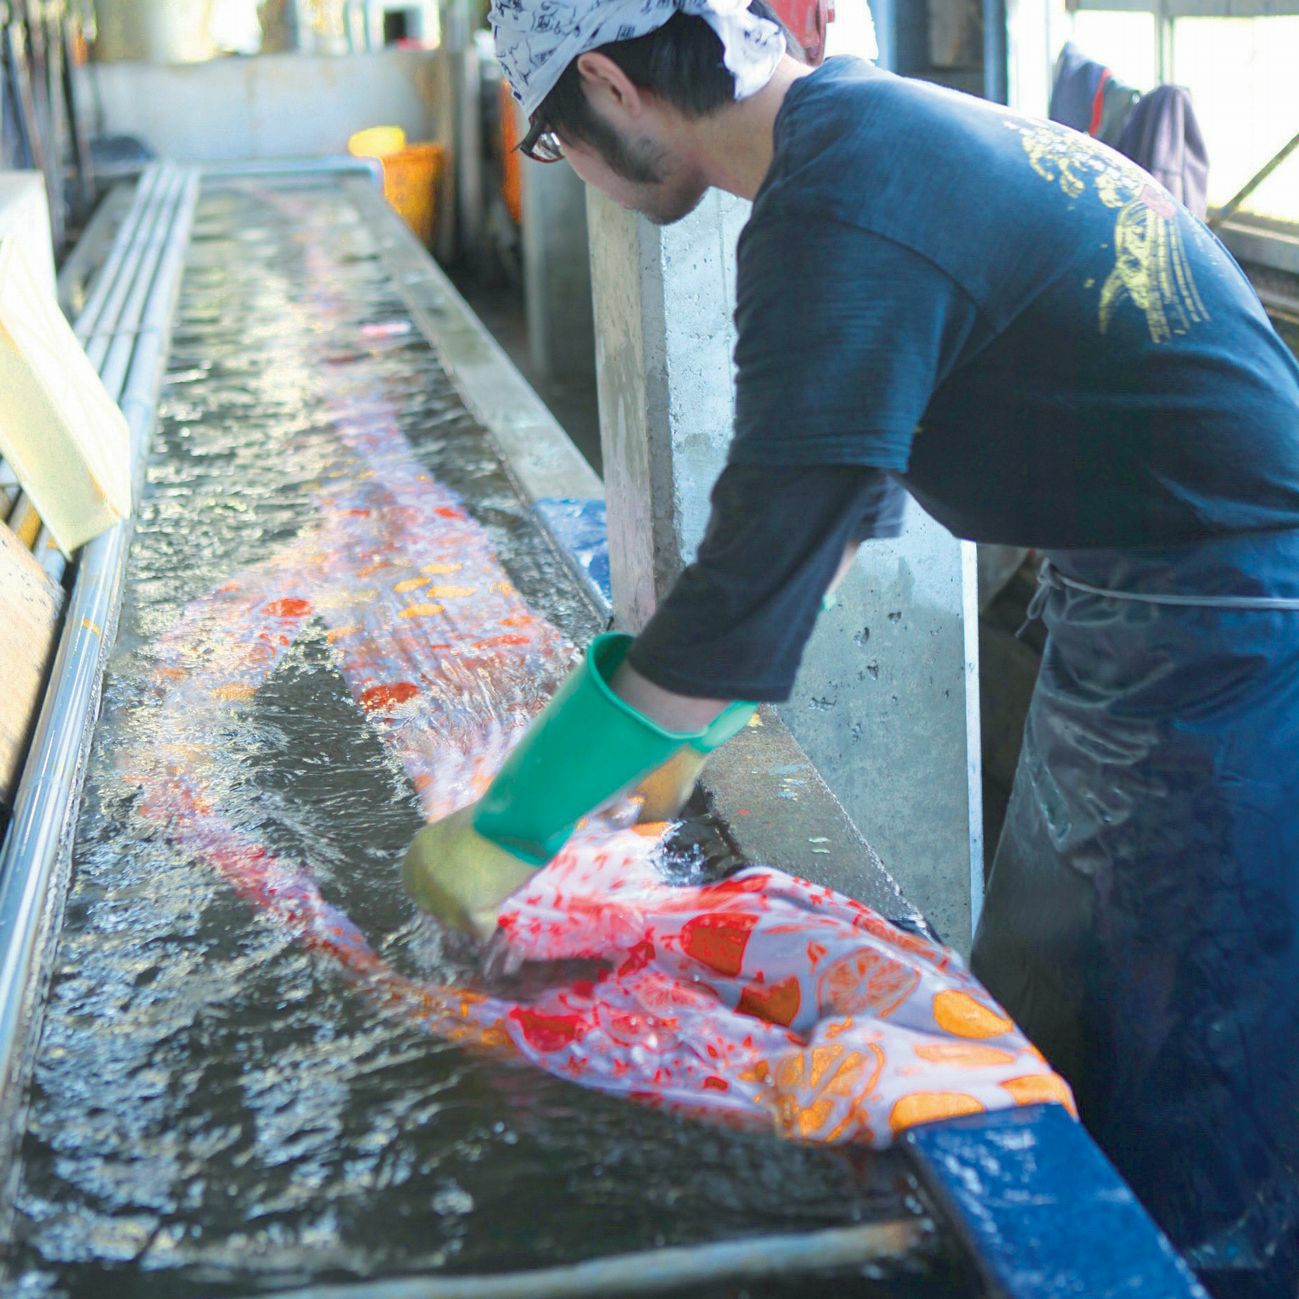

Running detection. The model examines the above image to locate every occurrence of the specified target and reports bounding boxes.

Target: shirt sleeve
[731,205,986,472]
[626,463,907,703]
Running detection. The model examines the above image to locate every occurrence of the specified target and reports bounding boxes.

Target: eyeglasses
[518,121,565,164]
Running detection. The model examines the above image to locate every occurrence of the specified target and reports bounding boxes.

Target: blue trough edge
[903,1103,1210,1299]
[533,498,612,611]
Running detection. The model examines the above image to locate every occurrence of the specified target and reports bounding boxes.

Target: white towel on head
[490,0,786,119]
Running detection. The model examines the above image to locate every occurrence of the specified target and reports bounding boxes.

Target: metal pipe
[0,168,200,1106]
[100,170,192,399]
[248,1219,926,1299]
[82,167,182,367]
[118,174,200,465]
[200,155,385,191]
[74,163,169,347]
[6,495,41,550]
[0,459,17,524]
[85,167,185,374]
[33,527,67,587]
[982,0,1008,104]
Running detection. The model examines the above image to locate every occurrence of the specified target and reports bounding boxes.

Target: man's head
[491,1,787,225]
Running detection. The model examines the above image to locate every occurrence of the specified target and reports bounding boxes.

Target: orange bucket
[349,128,445,247]
[378,142,445,247]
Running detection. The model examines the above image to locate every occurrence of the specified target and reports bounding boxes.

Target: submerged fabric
[973,531,1299,1299]
[730,58,1299,549]
[119,320,1071,1148]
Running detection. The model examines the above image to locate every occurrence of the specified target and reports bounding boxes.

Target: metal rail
[0,170,182,592]
[83,167,186,376]
[0,165,198,1108]
[74,164,170,349]
[200,155,386,191]
[250,1220,926,1299]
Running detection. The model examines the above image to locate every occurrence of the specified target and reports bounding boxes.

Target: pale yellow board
[0,173,56,299]
[0,236,131,558]
[0,520,63,805]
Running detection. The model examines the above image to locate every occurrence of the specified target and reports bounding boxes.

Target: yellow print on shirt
[1005,121,1209,344]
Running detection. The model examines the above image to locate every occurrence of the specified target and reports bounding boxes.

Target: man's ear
[574,51,646,125]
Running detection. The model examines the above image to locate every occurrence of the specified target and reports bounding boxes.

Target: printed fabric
[121,311,1073,1148]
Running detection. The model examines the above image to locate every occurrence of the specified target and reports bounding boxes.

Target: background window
[1170,15,1299,220]
[1067,9,1159,90]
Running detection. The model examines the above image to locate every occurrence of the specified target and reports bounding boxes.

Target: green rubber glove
[632,701,757,822]
[403,633,704,938]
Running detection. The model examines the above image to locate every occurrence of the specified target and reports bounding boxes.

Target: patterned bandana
[490,0,787,119]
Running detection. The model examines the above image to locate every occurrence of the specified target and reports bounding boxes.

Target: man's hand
[400,633,752,942]
[631,746,711,822]
[403,804,537,941]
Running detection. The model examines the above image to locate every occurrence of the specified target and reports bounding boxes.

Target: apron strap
[1019,558,1299,636]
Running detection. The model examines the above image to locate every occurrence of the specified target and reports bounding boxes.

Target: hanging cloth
[1118,85,1211,220]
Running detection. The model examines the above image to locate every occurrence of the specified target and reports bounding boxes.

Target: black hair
[521,1,788,155]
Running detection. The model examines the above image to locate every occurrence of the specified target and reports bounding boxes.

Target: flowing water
[6,180,980,1297]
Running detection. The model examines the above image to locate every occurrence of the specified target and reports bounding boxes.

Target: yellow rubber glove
[630,701,758,823]
[402,804,538,942]
[631,747,710,823]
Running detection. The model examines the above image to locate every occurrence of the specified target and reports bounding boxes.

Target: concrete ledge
[701,708,929,931]
[347,178,603,506]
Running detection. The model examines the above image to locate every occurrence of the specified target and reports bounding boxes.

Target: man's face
[560,117,709,227]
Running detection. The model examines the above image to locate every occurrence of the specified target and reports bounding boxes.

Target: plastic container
[348,127,444,247]
[347,125,407,159]
[377,142,445,247]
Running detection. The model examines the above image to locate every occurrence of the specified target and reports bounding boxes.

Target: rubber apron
[972,529,1299,1299]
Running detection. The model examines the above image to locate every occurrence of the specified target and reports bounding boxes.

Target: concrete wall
[587,188,745,632]
[89,50,442,162]
[783,512,983,946]
[520,131,595,383]
[588,187,982,948]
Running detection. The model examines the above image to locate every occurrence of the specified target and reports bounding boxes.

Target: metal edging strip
[201,155,386,191]
[903,1106,1210,1299]
[0,165,198,1108]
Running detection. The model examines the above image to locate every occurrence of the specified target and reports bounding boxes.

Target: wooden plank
[0,171,55,298]
[0,517,63,806]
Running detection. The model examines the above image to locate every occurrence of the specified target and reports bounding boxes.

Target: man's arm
[608,530,863,731]
[625,462,905,702]
[403,461,904,940]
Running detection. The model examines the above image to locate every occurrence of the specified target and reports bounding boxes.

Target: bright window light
[1171,15,1299,220]
[1067,9,1159,91]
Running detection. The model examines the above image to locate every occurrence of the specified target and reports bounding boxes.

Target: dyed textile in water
[118,330,1071,1151]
